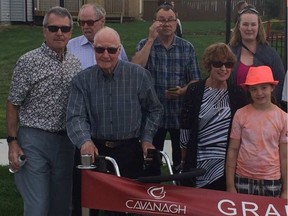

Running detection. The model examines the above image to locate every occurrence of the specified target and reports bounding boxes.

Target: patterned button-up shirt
[136,36,201,128]
[8,42,82,132]
[66,60,163,148]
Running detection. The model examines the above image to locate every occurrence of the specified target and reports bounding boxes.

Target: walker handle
[136,168,206,183]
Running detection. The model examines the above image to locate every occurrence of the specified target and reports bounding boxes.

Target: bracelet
[7,136,17,144]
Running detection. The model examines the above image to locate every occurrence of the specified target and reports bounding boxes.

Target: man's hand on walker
[80,140,99,163]
[141,141,155,158]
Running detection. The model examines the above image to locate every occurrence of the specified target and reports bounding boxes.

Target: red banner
[82,170,288,216]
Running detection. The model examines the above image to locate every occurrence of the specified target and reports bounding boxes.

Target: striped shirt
[66,60,163,148]
[181,87,231,187]
[136,36,201,128]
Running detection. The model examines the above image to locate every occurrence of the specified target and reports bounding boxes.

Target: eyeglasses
[94,46,119,54]
[211,61,234,68]
[155,18,177,24]
[239,7,259,15]
[46,25,71,33]
[78,18,102,26]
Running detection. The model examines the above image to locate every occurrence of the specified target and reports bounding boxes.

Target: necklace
[241,42,256,55]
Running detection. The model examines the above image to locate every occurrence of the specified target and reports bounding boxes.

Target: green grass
[0,166,23,216]
[0,21,225,215]
[0,21,226,138]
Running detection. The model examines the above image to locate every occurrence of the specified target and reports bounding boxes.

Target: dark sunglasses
[46,25,71,33]
[94,46,119,54]
[239,7,259,15]
[78,18,102,26]
[211,61,234,68]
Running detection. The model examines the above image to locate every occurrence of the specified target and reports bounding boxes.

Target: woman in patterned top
[179,42,247,190]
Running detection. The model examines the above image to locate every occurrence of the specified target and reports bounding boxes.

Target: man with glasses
[67,3,128,70]
[132,4,201,175]
[67,4,128,216]
[157,0,182,37]
[6,6,81,216]
[66,26,163,215]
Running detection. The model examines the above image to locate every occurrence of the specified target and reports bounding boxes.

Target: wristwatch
[7,136,17,143]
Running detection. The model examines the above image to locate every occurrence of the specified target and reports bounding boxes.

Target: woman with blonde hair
[229,6,285,107]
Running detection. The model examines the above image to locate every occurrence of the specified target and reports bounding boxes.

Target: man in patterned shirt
[6,6,81,216]
[66,26,163,182]
[131,4,201,174]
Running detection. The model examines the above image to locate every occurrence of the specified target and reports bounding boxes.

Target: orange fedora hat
[241,65,279,87]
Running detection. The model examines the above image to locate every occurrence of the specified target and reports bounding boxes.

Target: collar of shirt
[154,36,177,49]
[42,42,67,62]
[97,60,123,80]
[79,35,93,47]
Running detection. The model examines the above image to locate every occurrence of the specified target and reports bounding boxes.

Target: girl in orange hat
[226,65,287,199]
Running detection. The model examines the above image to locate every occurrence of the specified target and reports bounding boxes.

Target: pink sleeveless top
[236,62,250,85]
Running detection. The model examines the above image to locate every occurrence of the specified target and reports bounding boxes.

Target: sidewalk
[0,139,172,166]
[0,139,8,165]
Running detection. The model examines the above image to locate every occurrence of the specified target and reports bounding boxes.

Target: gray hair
[79,3,106,20]
[43,6,73,27]
[94,27,121,46]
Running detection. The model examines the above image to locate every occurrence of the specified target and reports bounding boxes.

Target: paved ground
[0,139,172,166]
[0,139,8,165]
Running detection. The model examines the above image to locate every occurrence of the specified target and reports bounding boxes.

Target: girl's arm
[226,138,241,193]
[279,141,287,199]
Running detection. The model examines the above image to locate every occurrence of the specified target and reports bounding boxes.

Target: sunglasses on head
[46,25,71,33]
[211,61,234,68]
[162,2,173,7]
[78,18,102,26]
[94,46,119,54]
[239,7,259,15]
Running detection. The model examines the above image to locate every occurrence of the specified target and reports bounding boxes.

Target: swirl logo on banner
[147,186,166,200]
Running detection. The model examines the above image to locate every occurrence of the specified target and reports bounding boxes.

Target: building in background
[1,0,286,24]
[0,0,286,70]
[0,0,143,24]
[0,0,33,24]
